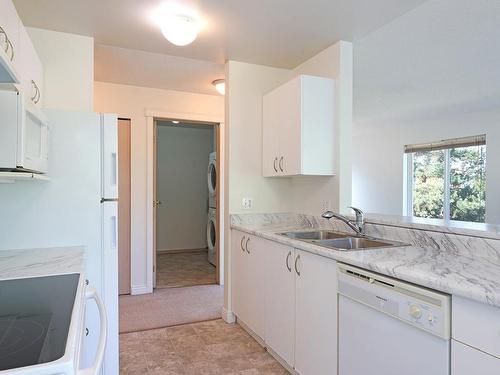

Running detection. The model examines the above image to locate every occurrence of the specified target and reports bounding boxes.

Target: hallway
[156,250,216,289]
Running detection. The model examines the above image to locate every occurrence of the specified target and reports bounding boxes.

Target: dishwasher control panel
[337,263,451,339]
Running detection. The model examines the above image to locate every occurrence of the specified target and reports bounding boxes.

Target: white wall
[291,41,353,215]
[27,27,94,111]
[94,82,224,294]
[352,0,500,224]
[156,124,214,251]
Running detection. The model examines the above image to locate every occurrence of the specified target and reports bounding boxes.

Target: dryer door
[207,159,217,195]
[207,215,216,266]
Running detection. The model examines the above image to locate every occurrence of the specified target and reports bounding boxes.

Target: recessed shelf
[0,172,50,184]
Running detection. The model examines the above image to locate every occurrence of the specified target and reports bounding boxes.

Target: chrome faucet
[322,206,365,235]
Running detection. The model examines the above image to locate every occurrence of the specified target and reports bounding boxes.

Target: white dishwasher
[338,263,451,375]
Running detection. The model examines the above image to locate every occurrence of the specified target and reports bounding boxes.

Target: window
[405,135,486,223]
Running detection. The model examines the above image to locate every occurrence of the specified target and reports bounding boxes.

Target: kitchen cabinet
[264,241,295,365]
[0,0,21,83]
[451,340,500,375]
[294,249,338,375]
[262,74,335,177]
[19,25,43,107]
[231,230,266,340]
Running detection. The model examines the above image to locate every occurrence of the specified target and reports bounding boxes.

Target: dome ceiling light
[153,3,203,47]
[212,79,225,95]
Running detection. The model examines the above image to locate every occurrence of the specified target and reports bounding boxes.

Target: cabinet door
[0,0,20,79]
[294,250,337,375]
[451,340,500,375]
[278,77,301,176]
[265,241,295,366]
[19,26,42,107]
[263,88,281,177]
[244,234,266,339]
[231,230,247,320]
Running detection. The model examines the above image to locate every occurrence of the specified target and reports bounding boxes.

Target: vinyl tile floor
[120,319,289,374]
[156,250,216,289]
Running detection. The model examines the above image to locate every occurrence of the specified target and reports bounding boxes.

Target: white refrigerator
[0,110,119,375]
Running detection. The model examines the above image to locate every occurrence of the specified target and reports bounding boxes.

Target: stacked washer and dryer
[207,152,217,266]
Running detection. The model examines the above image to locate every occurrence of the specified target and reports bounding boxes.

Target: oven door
[17,99,49,173]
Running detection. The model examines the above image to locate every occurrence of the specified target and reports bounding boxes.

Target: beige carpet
[119,284,224,333]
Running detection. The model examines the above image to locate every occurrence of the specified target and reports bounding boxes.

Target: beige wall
[27,27,94,111]
[94,82,224,294]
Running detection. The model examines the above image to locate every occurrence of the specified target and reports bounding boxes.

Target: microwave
[0,89,49,173]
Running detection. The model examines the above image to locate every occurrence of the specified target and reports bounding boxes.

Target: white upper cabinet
[0,0,21,83]
[263,74,335,177]
[19,25,43,108]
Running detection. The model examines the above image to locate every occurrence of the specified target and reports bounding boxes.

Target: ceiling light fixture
[212,79,225,95]
[153,3,202,47]
[172,120,180,124]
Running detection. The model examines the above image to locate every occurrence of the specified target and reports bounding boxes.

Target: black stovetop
[0,273,79,370]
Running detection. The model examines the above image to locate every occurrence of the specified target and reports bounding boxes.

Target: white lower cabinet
[264,242,295,365]
[294,250,338,375]
[231,230,266,339]
[232,230,338,374]
[451,340,500,375]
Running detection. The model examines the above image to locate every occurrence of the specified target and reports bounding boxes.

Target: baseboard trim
[221,307,236,323]
[236,317,297,375]
[131,285,150,295]
[157,248,208,254]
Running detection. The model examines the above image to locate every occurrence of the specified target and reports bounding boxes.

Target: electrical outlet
[321,200,331,212]
[242,198,253,209]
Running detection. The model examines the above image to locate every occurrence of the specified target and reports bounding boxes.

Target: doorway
[118,118,131,295]
[154,119,220,289]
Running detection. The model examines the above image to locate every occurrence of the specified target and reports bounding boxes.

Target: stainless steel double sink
[278,230,408,251]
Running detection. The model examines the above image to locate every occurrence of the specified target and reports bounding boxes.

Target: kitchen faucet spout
[321,206,365,235]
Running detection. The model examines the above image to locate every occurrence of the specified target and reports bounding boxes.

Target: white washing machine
[208,152,217,208]
[207,208,216,266]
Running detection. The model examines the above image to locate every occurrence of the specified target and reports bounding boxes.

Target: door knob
[154,200,162,207]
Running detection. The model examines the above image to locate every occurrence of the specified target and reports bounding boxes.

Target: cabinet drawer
[452,296,500,358]
[451,340,500,375]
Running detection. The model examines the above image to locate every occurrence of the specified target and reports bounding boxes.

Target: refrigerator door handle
[110,215,117,250]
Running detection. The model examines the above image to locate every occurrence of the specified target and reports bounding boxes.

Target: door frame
[146,110,225,294]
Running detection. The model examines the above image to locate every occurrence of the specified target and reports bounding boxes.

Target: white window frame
[406,148,452,221]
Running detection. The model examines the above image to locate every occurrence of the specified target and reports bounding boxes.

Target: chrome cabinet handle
[0,27,14,61]
[31,80,37,102]
[285,251,292,272]
[273,157,278,172]
[294,254,301,276]
[245,237,250,253]
[8,38,13,61]
[34,85,40,104]
[240,235,246,252]
[279,156,284,172]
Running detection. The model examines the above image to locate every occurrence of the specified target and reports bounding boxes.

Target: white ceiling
[13,0,429,93]
[353,0,500,129]
[95,44,224,94]
[13,0,428,67]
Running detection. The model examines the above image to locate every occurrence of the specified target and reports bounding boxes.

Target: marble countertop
[0,246,86,280]
[231,220,500,308]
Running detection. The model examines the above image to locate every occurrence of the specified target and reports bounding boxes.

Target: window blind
[404,134,486,153]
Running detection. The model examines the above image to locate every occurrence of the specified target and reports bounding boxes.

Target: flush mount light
[172,120,180,124]
[212,79,225,95]
[153,4,202,46]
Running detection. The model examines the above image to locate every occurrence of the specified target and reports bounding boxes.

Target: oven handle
[78,287,108,375]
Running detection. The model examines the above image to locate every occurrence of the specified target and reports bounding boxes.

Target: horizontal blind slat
[404,134,486,153]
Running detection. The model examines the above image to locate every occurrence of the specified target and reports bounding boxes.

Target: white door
[294,250,337,375]
[231,230,247,320]
[243,235,266,339]
[262,87,281,177]
[265,242,295,366]
[101,114,118,199]
[102,201,119,375]
[451,340,500,375]
[277,77,301,176]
